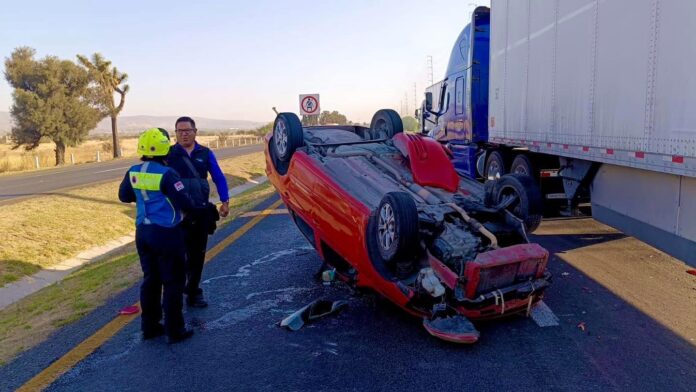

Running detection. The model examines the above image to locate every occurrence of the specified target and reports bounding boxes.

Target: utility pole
[404,92,409,116]
[413,82,417,114]
[426,55,434,86]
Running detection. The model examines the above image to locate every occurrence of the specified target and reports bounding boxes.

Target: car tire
[272,112,304,163]
[483,179,497,207]
[370,109,403,139]
[485,150,507,180]
[371,192,419,263]
[494,174,543,233]
[510,154,538,179]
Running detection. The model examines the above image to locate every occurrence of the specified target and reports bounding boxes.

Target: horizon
[0,0,490,125]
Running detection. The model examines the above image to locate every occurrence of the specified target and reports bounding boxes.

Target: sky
[0,0,490,124]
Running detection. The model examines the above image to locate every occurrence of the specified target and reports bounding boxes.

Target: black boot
[142,323,165,340]
[167,328,194,344]
[186,293,208,308]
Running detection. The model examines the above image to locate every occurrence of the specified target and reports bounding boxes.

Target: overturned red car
[264,109,551,343]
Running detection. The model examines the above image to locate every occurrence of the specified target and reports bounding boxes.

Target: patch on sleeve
[174,181,185,191]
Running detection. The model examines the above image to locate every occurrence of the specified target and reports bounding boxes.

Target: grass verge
[0,181,275,366]
[0,151,266,287]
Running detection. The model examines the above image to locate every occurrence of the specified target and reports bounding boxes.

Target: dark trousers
[183,221,209,297]
[135,224,186,337]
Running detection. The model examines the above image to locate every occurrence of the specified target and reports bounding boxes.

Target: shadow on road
[531,232,627,254]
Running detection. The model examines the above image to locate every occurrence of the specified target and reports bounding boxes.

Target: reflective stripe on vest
[134,162,155,224]
[130,163,163,191]
[128,161,181,227]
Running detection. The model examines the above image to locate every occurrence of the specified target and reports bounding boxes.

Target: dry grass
[0,182,275,366]
[0,151,267,286]
[0,134,262,174]
[211,151,267,196]
[0,181,136,270]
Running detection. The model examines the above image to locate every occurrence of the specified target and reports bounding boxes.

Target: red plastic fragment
[119,305,140,315]
[428,253,458,290]
[687,269,696,276]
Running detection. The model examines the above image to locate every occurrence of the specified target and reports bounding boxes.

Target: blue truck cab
[420,6,490,179]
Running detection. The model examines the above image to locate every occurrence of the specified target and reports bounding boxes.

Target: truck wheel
[495,174,543,233]
[272,113,304,163]
[510,154,538,179]
[485,151,507,180]
[370,192,419,263]
[370,109,403,139]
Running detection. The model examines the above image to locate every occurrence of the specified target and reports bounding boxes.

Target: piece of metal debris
[280,299,348,331]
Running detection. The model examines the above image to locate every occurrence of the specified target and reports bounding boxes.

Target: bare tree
[77,53,129,158]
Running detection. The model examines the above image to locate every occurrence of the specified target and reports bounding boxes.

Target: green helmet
[137,128,171,157]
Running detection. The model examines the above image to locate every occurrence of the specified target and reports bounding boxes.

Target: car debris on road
[280,299,348,331]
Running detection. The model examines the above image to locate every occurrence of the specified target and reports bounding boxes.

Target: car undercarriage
[265,109,552,343]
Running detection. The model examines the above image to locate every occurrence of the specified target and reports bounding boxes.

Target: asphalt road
[0,144,264,205]
[1,195,695,391]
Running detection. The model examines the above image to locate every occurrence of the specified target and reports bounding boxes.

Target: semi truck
[419,0,696,266]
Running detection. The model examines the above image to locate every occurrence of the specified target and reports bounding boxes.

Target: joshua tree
[78,53,129,158]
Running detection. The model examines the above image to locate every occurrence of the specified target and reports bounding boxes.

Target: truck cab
[421,6,490,179]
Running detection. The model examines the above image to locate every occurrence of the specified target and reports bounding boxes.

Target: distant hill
[0,112,265,135]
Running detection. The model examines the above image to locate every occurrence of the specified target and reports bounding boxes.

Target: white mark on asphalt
[206,287,314,330]
[245,287,309,300]
[201,246,314,284]
[530,300,560,327]
[94,166,131,174]
[58,332,142,382]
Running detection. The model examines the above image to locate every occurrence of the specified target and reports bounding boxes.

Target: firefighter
[167,116,229,308]
[118,128,197,344]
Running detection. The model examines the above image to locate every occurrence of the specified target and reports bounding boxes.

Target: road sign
[299,94,320,116]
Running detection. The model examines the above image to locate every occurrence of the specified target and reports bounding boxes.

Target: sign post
[299,94,320,124]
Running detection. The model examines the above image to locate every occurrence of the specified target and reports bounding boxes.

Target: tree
[401,116,419,132]
[253,122,273,136]
[301,114,319,126]
[77,53,129,158]
[4,47,101,165]
[319,110,348,125]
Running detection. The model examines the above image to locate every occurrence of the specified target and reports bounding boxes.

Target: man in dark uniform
[167,116,230,308]
[118,128,197,344]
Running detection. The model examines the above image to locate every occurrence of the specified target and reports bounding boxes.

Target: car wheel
[272,112,304,163]
[485,150,507,180]
[373,192,419,262]
[510,154,538,179]
[494,174,543,233]
[370,109,403,139]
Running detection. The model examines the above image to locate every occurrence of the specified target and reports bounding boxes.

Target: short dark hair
[175,116,196,129]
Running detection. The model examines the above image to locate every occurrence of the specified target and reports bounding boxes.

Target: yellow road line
[17,198,284,392]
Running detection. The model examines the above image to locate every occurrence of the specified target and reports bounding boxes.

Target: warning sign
[299,94,320,116]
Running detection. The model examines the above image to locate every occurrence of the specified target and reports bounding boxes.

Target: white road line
[94,166,131,174]
[530,300,560,327]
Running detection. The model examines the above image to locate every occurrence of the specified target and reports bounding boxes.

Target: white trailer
[488,0,696,265]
